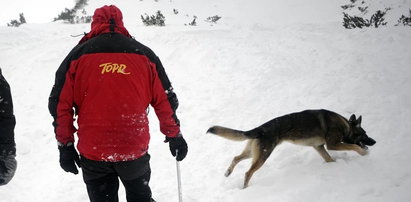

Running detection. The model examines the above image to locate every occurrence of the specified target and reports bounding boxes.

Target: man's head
[91,5,125,32]
[79,5,131,44]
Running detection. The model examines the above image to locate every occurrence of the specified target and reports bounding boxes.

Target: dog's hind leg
[225,140,253,177]
[243,140,276,188]
[243,159,265,189]
[313,145,335,162]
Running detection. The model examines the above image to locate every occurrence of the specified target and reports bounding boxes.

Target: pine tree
[141,10,165,26]
[19,13,26,24]
[53,0,90,24]
[396,9,411,26]
[6,13,27,27]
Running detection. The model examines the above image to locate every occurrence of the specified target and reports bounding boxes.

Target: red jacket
[49,5,180,162]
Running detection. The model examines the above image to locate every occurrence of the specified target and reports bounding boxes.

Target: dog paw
[359,149,369,156]
[225,170,232,177]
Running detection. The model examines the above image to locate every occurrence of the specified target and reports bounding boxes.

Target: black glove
[0,155,17,186]
[58,143,80,174]
[165,135,187,161]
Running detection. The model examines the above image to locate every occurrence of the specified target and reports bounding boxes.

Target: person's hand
[0,155,17,185]
[58,142,80,174]
[165,134,187,161]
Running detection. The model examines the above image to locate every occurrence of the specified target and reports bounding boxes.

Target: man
[0,67,17,186]
[48,5,187,202]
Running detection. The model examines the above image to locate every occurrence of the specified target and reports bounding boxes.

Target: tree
[7,13,26,27]
[19,13,26,24]
[341,0,389,29]
[54,8,76,23]
[341,0,411,28]
[205,15,222,24]
[343,10,388,29]
[141,10,166,26]
[396,9,411,26]
[53,0,90,24]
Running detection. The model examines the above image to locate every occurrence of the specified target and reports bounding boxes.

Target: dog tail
[207,126,255,141]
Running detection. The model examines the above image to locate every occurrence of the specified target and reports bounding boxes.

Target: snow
[0,0,74,25]
[1,0,411,201]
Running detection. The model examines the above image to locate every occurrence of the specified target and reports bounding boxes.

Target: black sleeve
[136,43,179,112]
[124,36,180,112]
[143,49,180,127]
[48,55,71,120]
[0,68,16,157]
[149,54,179,112]
[48,45,81,132]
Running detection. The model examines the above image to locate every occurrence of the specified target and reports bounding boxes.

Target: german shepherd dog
[207,109,376,188]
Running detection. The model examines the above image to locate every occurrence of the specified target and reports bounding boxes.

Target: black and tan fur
[207,109,376,188]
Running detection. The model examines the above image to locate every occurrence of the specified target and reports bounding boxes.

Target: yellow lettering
[99,63,109,74]
[118,64,131,75]
[99,63,131,75]
[112,64,120,73]
[106,64,113,72]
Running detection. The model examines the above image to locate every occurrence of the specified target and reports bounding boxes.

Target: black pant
[81,153,153,202]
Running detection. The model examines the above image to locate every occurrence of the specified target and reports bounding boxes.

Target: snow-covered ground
[1,0,411,201]
[0,0,73,26]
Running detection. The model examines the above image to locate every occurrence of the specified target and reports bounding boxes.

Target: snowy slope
[0,0,74,26]
[1,0,411,201]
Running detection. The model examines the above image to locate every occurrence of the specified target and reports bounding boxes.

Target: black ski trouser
[0,68,17,186]
[80,153,153,202]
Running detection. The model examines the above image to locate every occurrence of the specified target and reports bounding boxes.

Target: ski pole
[176,150,183,202]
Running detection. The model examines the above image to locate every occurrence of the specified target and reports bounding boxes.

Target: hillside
[1,0,411,201]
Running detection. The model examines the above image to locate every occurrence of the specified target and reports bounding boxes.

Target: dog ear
[349,114,356,123]
[357,115,362,125]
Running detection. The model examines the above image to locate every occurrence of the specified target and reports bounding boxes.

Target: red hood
[79,5,131,44]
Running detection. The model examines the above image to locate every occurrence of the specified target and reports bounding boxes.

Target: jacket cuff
[57,141,73,147]
[0,143,16,157]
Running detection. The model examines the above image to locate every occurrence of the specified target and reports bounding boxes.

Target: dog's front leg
[326,142,368,156]
[313,145,335,162]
